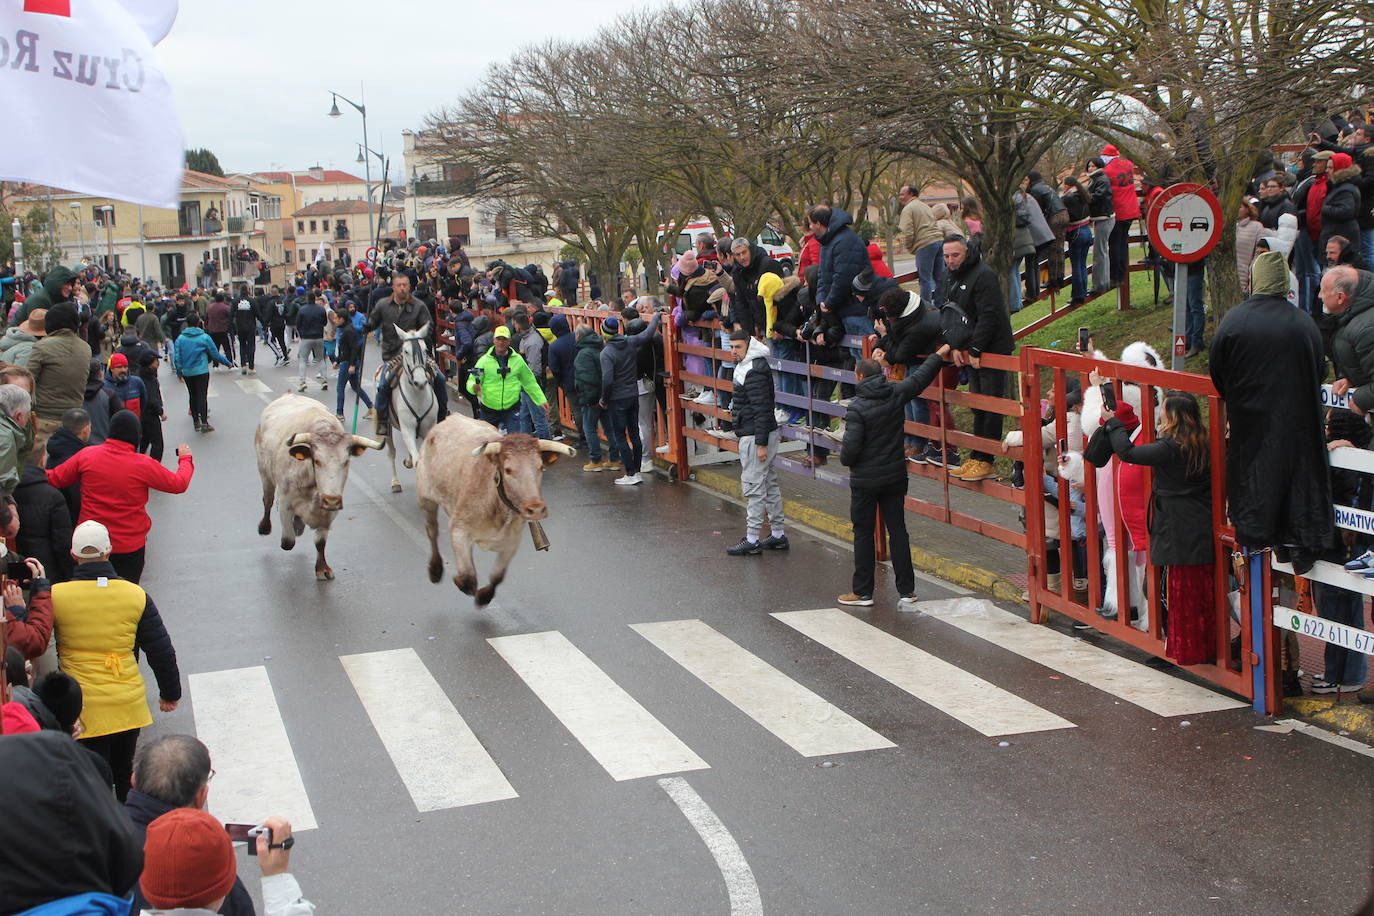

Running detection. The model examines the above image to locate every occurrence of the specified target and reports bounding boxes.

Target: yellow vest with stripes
[53,577,152,738]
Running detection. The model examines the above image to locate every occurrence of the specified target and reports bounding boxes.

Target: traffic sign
[1146,183,1223,264]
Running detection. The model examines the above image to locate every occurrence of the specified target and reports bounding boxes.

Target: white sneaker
[898,595,920,611]
[774,407,790,425]
[692,389,717,405]
[614,473,643,486]
[654,444,670,454]
[640,460,653,474]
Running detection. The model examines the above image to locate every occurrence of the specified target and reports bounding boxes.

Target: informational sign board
[1274,607,1374,656]
[1321,383,1351,410]
[1146,183,1223,264]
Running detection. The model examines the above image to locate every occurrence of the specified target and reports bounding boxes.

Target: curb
[690,467,1026,603]
[1283,697,1374,745]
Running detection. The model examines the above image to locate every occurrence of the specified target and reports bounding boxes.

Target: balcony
[413,178,476,198]
[227,216,245,232]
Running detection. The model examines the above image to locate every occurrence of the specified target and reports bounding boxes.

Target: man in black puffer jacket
[725,330,787,556]
[838,347,951,607]
[809,206,870,355]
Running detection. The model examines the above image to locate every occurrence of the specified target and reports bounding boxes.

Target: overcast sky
[157,0,665,182]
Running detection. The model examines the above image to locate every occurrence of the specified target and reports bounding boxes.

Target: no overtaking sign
[1147,183,1223,264]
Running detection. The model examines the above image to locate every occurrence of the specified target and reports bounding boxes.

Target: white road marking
[235,377,272,395]
[917,598,1247,717]
[1256,719,1374,759]
[658,777,762,916]
[340,648,518,810]
[773,608,1075,737]
[189,666,317,830]
[632,619,894,757]
[488,630,709,781]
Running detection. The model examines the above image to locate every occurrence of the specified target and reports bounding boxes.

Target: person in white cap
[50,519,180,803]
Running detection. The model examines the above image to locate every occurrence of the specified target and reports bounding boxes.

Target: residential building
[289,199,395,270]
[401,128,562,268]
[18,170,288,289]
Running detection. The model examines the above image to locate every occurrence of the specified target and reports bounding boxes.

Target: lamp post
[100,205,114,271]
[328,89,375,244]
[69,201,83,262]
[357,143,386,250]
[12,217,24,279]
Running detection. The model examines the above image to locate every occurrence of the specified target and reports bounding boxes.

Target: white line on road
[658,777,762,916]
[1256,719,1374,758]
[235,377,273,396]
[340,648,518,810]
[189,666,317,830]
[488,630,709,781]
[916,598,1247,717]
[773,608,1076,737]
[632,619,895,757]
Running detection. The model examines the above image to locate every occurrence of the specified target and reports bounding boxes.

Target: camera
[224,823,270,856]
[4,556,31,585]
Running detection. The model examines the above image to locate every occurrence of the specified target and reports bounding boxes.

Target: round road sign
[1146,183,1223,264]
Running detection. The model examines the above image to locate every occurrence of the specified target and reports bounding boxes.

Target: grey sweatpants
[739,433,784,540]
[298,338,326,380]
[1091,217,1115,290]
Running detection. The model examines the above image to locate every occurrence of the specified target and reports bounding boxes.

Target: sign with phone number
[1275,607,1374,655]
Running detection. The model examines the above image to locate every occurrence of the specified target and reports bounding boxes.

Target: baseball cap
[140,809,237,910]
[70,520,111,559]
[493,325,512,339]
[1312,150,1335,160]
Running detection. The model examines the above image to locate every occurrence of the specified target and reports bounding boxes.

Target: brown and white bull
[416,414,575,605]
[255,392,384,580]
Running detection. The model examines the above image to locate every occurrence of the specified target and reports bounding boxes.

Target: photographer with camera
[468,325,547,432]
[139,809,315,915]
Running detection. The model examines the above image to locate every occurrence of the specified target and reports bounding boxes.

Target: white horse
[386,323,439,492]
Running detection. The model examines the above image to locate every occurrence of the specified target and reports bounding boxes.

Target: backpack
[937,300,973,352]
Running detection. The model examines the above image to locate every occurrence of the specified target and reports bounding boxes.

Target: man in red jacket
[1101,144,1142,288]
[45,410,192,583]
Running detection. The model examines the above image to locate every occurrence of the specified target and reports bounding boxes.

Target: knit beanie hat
[602,316,620,336]
[33,671,82,733]
[107,410,141,447]
[140,809,237,910]
[44,302,79,333]
[108,353,128,369]
[1251,250,1289,297]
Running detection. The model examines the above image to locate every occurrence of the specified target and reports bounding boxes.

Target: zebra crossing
[184,599,1246,829]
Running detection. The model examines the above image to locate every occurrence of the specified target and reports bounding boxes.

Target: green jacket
[15,266,78,324]
[29,328,93,420]
[96,279,121,317]
[573,334,605,406]
[467,348,546,412]
[1330,269,1374,411]
[0,413,28,496]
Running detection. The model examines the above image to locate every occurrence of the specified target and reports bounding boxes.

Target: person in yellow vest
[52,519,180,802]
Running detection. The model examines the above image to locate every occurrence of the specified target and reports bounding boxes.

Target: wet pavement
[134,355,1373,915]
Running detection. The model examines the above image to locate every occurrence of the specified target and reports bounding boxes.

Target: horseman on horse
[365,272,450,440]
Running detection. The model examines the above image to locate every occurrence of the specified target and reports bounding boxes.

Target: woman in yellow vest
[52,519,181,802]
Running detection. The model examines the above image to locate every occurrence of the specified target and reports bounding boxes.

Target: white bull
[416,414,575,605]
[255,392,384,580]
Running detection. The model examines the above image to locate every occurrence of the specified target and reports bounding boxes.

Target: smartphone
[224,823,270,856]
[1077,327,1090,352]
[1058,437,1068,455]
[1101,383,1118,411]
[4,557,31,585]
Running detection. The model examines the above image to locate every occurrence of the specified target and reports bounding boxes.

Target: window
[494,211,508,239]
[98,254,121,270]
[322,220,330,231]
[158,252,185,289]
[309,220,317,233]
[247,197,260,220]
[297,220,304,233]
[416,219,437,242]
[446,217,470,246]
[335,219,349,240]
[178,202,202,236]
[93,206,115,228]
[299,251,307,263]
[284,249,292,263]
[760,226,784,245]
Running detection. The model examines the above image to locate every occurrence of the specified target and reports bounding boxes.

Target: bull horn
[536,439,576,457]
[470,440,503,458]
[288,432,313,447]
[351,435,385,451]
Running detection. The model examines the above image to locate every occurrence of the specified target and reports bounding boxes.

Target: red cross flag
[1,1,183,207]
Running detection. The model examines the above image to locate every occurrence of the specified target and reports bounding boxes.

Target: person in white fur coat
[1080,341,1163,630]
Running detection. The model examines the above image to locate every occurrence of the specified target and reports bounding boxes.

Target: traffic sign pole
[1173,262,1187,370]
[1145,182,1223,371]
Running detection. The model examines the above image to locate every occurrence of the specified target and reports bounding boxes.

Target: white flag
[314,241,326,263]
[0,0,184,208]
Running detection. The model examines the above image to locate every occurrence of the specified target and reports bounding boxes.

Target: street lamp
[11,217,24,278]
[100,205,114,271]
[69,201,83,262]
[327,89,375,244]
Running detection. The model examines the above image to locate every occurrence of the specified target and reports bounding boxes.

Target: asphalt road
[132,351,1373,915]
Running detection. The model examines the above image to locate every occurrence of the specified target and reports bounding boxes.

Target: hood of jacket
[577,333,604,353]
[119,331,140,348]
[178,326,210,342]
[41,265,78,300]
[550,314,571,338]
[0,326,37,348]
[732,337,771,385]
[471,315,490,335]
[1340,270,1374,323]
[1252,250,1290,297]
[1331,164,1362,185]
[854,371,894,403]
[818,209,855,245]
[17,462,50,489]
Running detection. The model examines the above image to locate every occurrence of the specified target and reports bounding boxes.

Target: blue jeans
[914,240,945,307]
[581,403,619,462]
[335,361,373,415]
[841,314,875,361]
[1292,232,1320,315]
[771,339,804,420]
[1361,229,1374,270]
[1185,261,1206,349]
[606,395,642,476]
[1314,583,1368,686]
[1007,263,1023,314]
[1067,225,1092,302]
[905,397,926,450]
[521,391,550,438]
[480,404,522,432]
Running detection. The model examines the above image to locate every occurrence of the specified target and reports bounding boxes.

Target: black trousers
[80,727,140,802]
[111,546,145,584]
[140,415,163,462]
[968,366,1006,462]
[209,330,234,363]
[236,329,257,370]
[851,480,914,598]
[185,373,210,424]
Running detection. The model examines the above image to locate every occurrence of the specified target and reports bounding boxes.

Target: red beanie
[108,352,128,368]
[1331,152,1353,172]
[1102,144,1119,157]
[140,809,237,909]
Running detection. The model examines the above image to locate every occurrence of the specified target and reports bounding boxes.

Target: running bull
[417,414,575,605]
[255,392,384,580]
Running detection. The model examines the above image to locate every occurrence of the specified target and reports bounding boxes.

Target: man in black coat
[809,206,871,356]
[838,347,951,606]
[1209,250,1333,570]
[14,462,73,582]
[725,330,788,556]
[942,235,1014,481]
[726,239,782,338]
